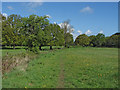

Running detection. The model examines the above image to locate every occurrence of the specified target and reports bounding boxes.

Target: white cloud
[45,15,51,18]
[99,30,103,34]
[77,30,82,35]
[2,13,8,19]
[58,23,65,28]
[54,22,57,24]
[80,6,93,13]
[58,23,71,29]
[27,2,43,8]
[71,33,78,41]
[58,23,74,33]
[7,6,13,10]
[85,30,92,35]
[25,1,43,13]
[58,23,62,27]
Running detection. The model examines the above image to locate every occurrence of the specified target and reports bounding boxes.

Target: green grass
[1,49,26,57]
[1,46,63,57]
[41,46,64,50]
[1,46,27,57]
[2,47,118,88]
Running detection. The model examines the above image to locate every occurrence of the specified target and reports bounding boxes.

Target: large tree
[60,20,74,47]
[21,14,50,52]
[75,34,90,46]
[94,33,105,47]
[105,35,119,47]
[1,14,6,46]
[44,23,65,50]
[89,35,96,47]
[2,14,22,49]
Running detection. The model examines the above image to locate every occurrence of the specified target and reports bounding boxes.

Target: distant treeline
[75,33,120,48]
[1,14,120,53]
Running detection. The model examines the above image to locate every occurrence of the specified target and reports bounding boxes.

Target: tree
[1,14,7,46]
[75,34,90,46]
[21,14,50,52]
[94,33,105,47]
[36,15,50,50]
[105,35,119,47]
[0,14,2,46]
[60,20,74,47]
[64,33,73,48]
[44,23,65,50]
[18,17,28,46]
[89,35,96,47]
[3,14,22,49]
[23,15,41,52]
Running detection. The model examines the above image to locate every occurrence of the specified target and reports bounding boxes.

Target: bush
[31,46,39,54]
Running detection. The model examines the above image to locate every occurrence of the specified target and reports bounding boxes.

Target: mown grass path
[57,52,65,88]
[2,47,118,88]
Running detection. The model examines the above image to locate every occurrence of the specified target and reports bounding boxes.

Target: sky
[2,2,118,40]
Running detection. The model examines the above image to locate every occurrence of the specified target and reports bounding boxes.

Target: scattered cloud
[27,0,43,8]
[77,30,82,35]
[2,13,8,19]
[85,30,92,35]
[7,6,13,10]
[54,22,57,24]
[99,30,104,34]
[26,1,43,13]
[80,6,93,13]
[58,23,66,28]
[58,23,74,33]
[27,2,43,8]
[58,23,71,29]
[28,9,36,13]
[45,15,51,18]
[58,23,62,27]
[71,33,78,41]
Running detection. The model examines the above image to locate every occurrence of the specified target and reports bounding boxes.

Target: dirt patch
[2,52,37,74]
[57,61,65,88]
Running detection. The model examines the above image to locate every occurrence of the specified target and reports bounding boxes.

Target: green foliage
[74,33,119,48]
[2,13,119,53]
[44,24,65,47]
[89,35,96,47]
[94,33,106,47]
[64,33,73,47]
[105,35,119,48]
[75,34,90,46]
[2,14,22,49]
[31,46,39,54]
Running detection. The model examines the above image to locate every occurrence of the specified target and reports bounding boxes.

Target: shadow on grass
[41,48,62,51]
[0,46,63,51]
[0,47,27,50]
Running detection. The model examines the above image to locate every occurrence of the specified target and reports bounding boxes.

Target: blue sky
[2,2,118,39]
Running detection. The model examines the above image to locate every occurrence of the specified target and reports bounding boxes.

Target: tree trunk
[13,44,15,49]
[50,46,52,50]
[39,45,42,50]
[65,44,67,47]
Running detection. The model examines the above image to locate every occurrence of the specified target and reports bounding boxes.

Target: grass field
[2,47,118,88]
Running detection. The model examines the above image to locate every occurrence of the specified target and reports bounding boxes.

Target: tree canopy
[75,34,90,46]
[2,14,68,53]
[2,13,119,53]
